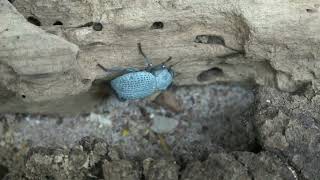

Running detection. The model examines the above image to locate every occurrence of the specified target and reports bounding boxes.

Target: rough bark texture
[0,1,91,114]
[0,1,320,179]
[0,0,319,113]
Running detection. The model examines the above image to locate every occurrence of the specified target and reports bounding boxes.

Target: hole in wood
[306,8,317,13]
[151,21,164,29]
[194,35,225,46]
[27,16,41,26]
[53,21,63,25]
[197,67,224,82]
[93,23,103,31]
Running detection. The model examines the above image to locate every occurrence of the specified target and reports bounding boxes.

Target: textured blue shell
[111,71,157,100]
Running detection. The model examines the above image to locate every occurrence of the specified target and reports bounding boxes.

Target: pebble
[150,115,179,134]
[154,91,183,113]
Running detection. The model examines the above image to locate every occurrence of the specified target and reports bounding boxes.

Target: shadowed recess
[0,164,9,179]
[77,22,94,28]
[93,23,103,31]
[27,16,41,26]
[194,35,226,45]
[197,67,224,82]
[151,22,164,29]
[306,8,317,13]
[53,21,63,25]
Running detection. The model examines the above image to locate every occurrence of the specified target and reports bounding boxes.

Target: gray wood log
[0,0,319,113]
[0,1,92,113]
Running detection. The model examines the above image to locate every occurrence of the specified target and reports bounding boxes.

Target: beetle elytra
[97,43,175,101]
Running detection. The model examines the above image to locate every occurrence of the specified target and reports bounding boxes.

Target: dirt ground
[1,83,319,179]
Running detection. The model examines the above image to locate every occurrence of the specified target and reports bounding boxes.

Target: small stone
[102,160,139,180]
[154,91,183,113]
[108,147,121,161]
[150,115,179,134]
[88,113,112,127]
[53,155,64,163]
[276,72,298,92]
[181,152,251,180]
[143,158,179,180]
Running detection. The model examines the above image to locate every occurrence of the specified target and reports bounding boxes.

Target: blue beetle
[97,43,175,101]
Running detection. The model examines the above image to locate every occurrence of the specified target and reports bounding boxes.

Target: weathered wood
[0,0,319,113]
[0,1,91,113]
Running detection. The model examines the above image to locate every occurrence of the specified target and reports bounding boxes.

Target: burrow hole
[306,8,318,13]
[197,67,224,82]
[93,22,103,31]
[151,21,164,29]
[53,21,63,26]
[194,35,226,46]
[27,16,41,26]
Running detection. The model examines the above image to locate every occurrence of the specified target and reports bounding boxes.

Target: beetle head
[151,67,174,90]
[149,56,180,90]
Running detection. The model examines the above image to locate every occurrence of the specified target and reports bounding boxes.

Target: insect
[97,43,175,101]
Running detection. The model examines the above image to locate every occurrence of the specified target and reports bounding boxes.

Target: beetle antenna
[168,61,180,68]
[174,72,182,78]
[97,63,109,72]
[97,64,128,72]
[137,43,153,67]
[162,56,172,65]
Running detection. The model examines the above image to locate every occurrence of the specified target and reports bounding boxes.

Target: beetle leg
[162,56,172,64]
[168,61,180,68]
[97,64,126,72]
[97,64,140,74]
[150,57,173,70]
[118,96,127,102]
[137,43,153,68]
[97,63,110,72]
